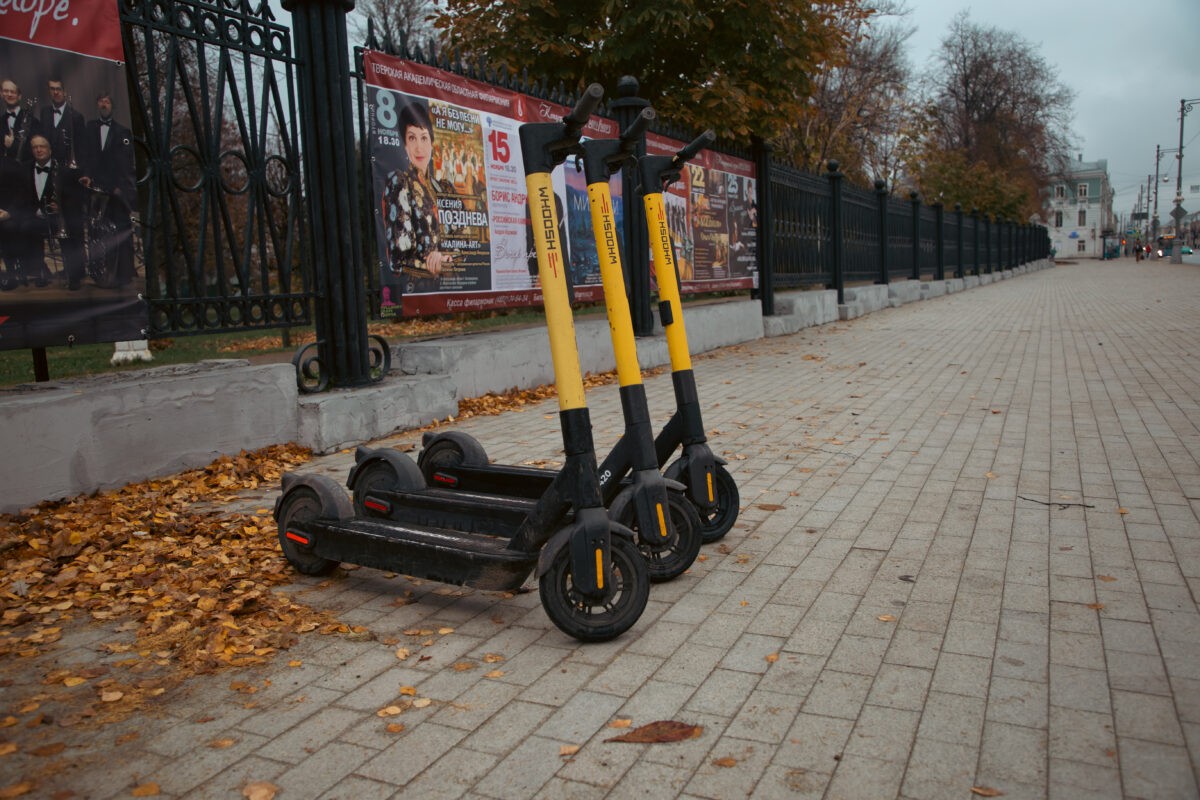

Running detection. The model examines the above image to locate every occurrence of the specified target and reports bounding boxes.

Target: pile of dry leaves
[0,444,369,723]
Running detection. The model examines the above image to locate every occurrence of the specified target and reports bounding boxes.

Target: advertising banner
[0,1,146,351]
[362,51,755,317]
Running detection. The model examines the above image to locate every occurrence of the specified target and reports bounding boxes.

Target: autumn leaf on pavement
[242,781,280,800]
[970,787,1004,797]
[606,720,704,743]
[0,782,35,799]
[559,744,580,757]
[712,756,738,767]
[131,783,161,797]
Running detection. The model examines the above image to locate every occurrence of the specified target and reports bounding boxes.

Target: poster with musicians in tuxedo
[0,2,145,351]
[363,51,755,318]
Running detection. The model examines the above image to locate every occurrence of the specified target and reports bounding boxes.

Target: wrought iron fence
[119,0,311,337]
[109,0,1051,390]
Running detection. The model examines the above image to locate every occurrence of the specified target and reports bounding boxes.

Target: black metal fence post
[752,136,775,316]
[875,179,889,285]
[284,0,370,389]
[829,161,845,305]
[878,179,888,286]
[910,191,921,281]
[972,209,981,276]
[609,76,653,336]
[956,204,964,278]
[934,202,945,281]
[984,215,992,274]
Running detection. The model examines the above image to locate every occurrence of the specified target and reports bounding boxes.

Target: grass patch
[0,305,609,388]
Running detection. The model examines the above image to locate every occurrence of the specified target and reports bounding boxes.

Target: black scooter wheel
[416,438,466,484]
[350,451,424,515]
[697,466,740,543]
[416,433,489,484]
[616,491,702,583]
[540,534,649,642]
[276,486,338,576]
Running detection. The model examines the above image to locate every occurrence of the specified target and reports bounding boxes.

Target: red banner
[0,0,125,63]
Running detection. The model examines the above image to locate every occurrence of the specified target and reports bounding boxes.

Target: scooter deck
[305,516,537,591]
[361,486,538,535]
[425,462,555,500]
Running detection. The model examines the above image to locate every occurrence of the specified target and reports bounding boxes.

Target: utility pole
[1153,145,1161,250]
[1170,98,1199,263]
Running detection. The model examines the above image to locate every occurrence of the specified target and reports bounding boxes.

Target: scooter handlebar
[672,129,716,167]
[563,83,605,138]
[620,108,655,151]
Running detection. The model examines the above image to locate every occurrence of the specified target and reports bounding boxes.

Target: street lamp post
[1171,98,1199,264]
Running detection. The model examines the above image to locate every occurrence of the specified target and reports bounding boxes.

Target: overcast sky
[900,0,1200,223]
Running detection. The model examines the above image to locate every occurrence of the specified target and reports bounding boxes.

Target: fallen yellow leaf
[0,783,35,799]
[970,787,1004,798]
[242,782,279,800]
[376,706,404,717]
[713,756,738,768]
[765,653,779,663]
[484,670,505,679]
[131,783,161,797]
[1117,507,1129,515]
[0,744,16,756]
[63,677,87,687]
[386,723,405,734]
[560,744,580,756]
[437,627,455,635]
[608,718,633,729]
[877,614,897,622]
[101,690,124,703]
[399,686,417,696]
[208,738,237,749]
[482,653,504,663]
[395,648,410,661]
[412,698,432,709]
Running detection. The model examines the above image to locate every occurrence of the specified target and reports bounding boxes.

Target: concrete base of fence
[298,374,457,455]
[920,280,947,300]
[0,268,1055,512]
[763,290,838,336]
[0,360,298,512]
[839,284,890,320]
[887,280,922,306]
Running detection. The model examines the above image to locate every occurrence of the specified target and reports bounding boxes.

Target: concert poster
[0,1,146,351]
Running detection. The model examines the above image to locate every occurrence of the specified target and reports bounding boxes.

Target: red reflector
[433,473,459,487]
[285,531,309,545]
[364,498,390,513]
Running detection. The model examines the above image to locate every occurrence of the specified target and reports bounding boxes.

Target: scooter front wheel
[276,486,338,576]
[615,491,702,583]
[696,465,740,543]
[540,534,649,642]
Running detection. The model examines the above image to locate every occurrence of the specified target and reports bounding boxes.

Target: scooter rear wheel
[416,434,488,484]
[540,534,649,642]
[615,491,702,583]
[276,486,338,576]
[350,451,424,515]
[696,465,740,543]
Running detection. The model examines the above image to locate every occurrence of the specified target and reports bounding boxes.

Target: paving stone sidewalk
[3,259,1199,799]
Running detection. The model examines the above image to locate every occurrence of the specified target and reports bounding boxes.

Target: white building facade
[1044,156,1114,258]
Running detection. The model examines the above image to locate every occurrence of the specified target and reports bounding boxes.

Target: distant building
[1044,156,1114,258]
